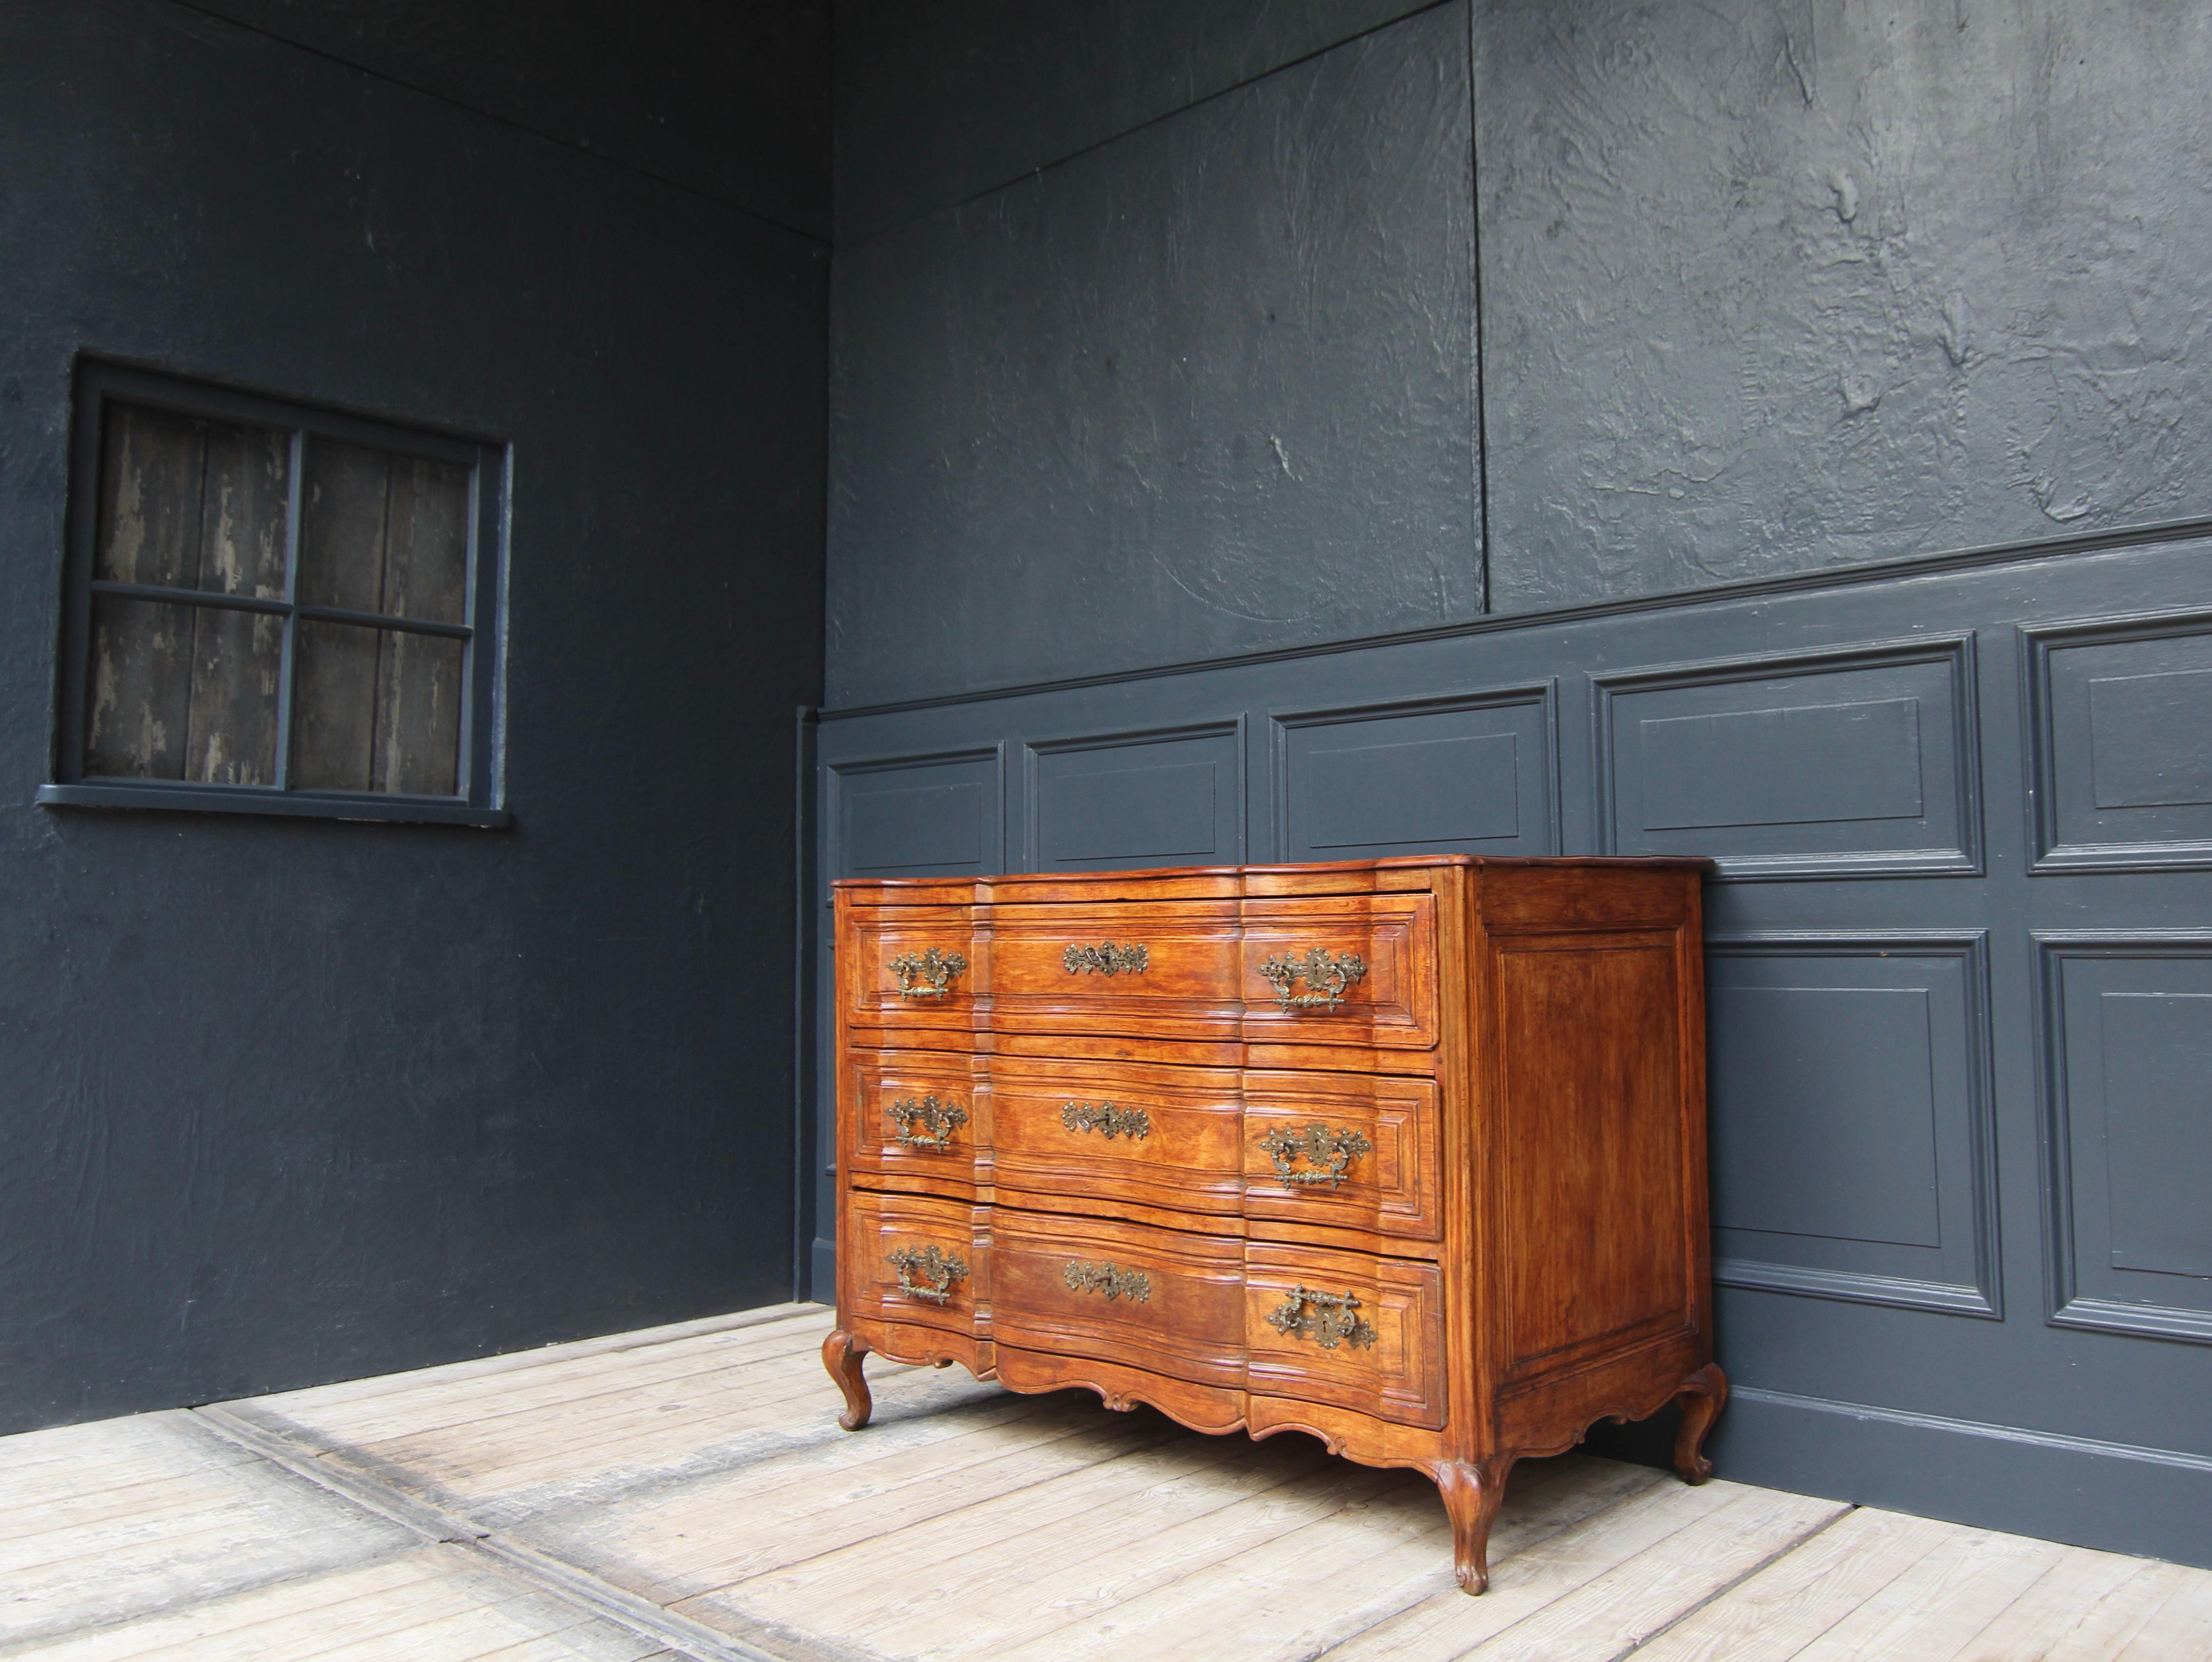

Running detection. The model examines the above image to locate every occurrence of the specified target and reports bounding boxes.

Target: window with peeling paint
[42,363,508,827]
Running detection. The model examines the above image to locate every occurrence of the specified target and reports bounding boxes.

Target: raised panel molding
[1592,636,1982,880]
[1706,932,1999,1319]
[1023,720,1245,872]
[1268,684,1558,861]
[828,745,1004,879]
[2037,932,2212,1344]
[2023,610,2212,872]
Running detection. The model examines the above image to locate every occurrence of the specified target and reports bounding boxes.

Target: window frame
[40,360,511,828]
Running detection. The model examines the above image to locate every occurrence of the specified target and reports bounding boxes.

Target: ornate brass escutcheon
[1062,942,1149,977]
[888,947,968,999]
[1061,1100,1151,1140]
[1063,1260,1151,1302]
[1256,947,1368,1012]
[888,1094,969,1150]
[1258,1121,1373,1187]
[1265,1285,1377,1349]
[887,1243,967,1304]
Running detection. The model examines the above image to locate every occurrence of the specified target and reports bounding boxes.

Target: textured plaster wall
[828,2,1478,708]
[1479,0,2212,609]
[827,0,2212,705]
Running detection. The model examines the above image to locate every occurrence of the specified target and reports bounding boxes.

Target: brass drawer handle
[1063,1259,1151,1302]
[888,1244,967,1304]
[1259,1122,1372,1187]
[889,948,968,999]
[888,1095,968,1151]
[1063,942,1148,976]
[1062,1100,1151,1140]
[1265,1286,1377,1349]
[1257,948,1368,1012]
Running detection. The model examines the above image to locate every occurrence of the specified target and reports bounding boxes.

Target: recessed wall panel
[832,748,1001,877]
[2041,935,2212,1342]
[1707,935,1997,1316]
[1273,688,1554,860]
[2027,612,2212,871]
[1595,638,1979,879]
[1029,724,1242,871]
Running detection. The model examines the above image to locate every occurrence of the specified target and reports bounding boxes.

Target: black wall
[820,0,2212,1570]
[0,0,827,1429]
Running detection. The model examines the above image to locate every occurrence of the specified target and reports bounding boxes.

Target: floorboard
[7,1304,2208,1662]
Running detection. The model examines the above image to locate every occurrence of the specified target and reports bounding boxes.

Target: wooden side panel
[1490,929,1693,1382]
[990,1211,1245,1389]
[1244,1242,1446,1428]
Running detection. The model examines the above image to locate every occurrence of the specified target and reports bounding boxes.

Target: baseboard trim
[1713,1385,2212,1570]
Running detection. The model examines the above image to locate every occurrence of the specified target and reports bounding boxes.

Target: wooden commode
[822,856,1724,1593]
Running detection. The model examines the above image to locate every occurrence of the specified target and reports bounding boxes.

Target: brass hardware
[889,947,968,999]
[1259,1122,1373,1187]
[1061,1100,1151,1140]
[1265,1286,1377,1349]
[887,1244,967,1304]
[1063,942,1149,977]
[1063,1260,1151,1301]
[888,1095,969,1150]
[1256,948,1368,1012]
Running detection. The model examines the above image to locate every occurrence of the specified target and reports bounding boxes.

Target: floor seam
[1603,1502,1861,1662]
[188,1403,802,1662]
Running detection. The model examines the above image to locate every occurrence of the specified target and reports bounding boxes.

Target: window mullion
[274,427,306,790]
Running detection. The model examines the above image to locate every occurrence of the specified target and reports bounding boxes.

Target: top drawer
[985,898,1243,1041]
[842,902,982,1038]
[844,890,1439,1051]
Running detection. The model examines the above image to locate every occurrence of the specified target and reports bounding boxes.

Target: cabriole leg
[1671,1362,1728,1484]
[1435,1459,1512,1594]
[823,1329,873,1431]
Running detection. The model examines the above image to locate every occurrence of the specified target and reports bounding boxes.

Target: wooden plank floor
[6,1306,2208,1661]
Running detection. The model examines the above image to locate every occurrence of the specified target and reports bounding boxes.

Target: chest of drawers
[821,856,1724,1593]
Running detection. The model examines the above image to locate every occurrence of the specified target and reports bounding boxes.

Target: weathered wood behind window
[86,402,471,797]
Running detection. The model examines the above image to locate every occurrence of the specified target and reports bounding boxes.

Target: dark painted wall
[0,0,826,1430]
[827,1,1476,708]
[828,0,2212,704]
[819,0,2212,1571]
[188,0,829,236]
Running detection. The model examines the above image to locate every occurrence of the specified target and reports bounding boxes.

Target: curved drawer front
[989,1056,1243,1218]
[1240,894,1439,1051]
[991,1211,1245,1389]
[984,900,1244,1041]
[1244,1243,1446,1429]
[847,1050,984,1191]
[843,904,981,1039]
[1242,1072,1442,1244]
[845,1190,985,1337]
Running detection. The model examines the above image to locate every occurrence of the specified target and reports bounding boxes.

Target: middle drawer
[848,1051,1443,1246]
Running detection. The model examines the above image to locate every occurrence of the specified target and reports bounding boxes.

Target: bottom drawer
[1244,1243,1446,1429]
[991,1211,1245,1390]
[844,1190,987,1336]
